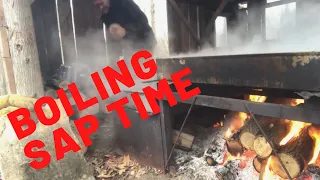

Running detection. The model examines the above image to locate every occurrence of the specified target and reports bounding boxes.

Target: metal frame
[167,92,320,124]
[157,52,320,91]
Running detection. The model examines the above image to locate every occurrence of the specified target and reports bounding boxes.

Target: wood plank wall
[167,1,220,54]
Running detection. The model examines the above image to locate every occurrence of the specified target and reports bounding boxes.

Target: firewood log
[239,116,276,150]
[226,140,244,156]
[253,156,266,173]
[253,120,291,159]
[225,130,244,156]
[270,127,314,179]
[259,159,269,180]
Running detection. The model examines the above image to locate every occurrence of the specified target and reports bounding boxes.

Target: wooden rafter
[201,0,229,45]
[167,0,201,46]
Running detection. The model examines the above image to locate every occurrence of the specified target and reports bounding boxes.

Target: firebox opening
[169,94,320,180]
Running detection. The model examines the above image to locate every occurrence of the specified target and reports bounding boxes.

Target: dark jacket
[101,0,156,51]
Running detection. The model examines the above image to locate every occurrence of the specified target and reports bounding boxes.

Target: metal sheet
[167,93,320,125]
[113,106,171,170]
[157,52,320,91]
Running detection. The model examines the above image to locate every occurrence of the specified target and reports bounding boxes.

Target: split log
[172,130,195,151]
[224,123,245,156]
[270,127,314,179]
[253,120,291,159]
[226,140,244,156]
[239,116,276,150]
[253,156,266,173]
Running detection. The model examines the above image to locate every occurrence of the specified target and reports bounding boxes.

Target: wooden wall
[31,0,104,81]
[166,1,243,54]
[167,2,217,54]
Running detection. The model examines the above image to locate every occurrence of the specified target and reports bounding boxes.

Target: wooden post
[2,0,44,97]
[167,0,201,46]
[0,0,16,95]
[247,0,266,42]
[201,0,229,46]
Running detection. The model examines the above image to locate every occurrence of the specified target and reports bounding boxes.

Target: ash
[173,126,280,180]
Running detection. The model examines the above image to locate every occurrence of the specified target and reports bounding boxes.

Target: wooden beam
[0,0,16,94]
[201,0,229,45]
[167,0,201,46]
[242,0,297,10]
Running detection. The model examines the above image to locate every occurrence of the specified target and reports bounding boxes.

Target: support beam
[167,0,201,46]
[242,0,297,10]
[201,0,229,45]
[167,93,320,125]
[247,0,266,42]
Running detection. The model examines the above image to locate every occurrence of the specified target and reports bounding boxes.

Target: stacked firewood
[225,114,316,179]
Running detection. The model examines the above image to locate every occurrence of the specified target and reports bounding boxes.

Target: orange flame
[291,99,304,106]
[249,95,267,103]
[220,149,246,166]
[261,157,273,180]
[308,126,320,165]
[225,95,267,139]
[280,121,311,146]
[213,122,221,128]
[224,112,248,139]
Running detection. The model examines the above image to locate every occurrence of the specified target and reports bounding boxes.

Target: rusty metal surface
[167,92,320,124]
[157,52,320,91]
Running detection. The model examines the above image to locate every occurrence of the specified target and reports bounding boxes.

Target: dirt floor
[84,113,193,180]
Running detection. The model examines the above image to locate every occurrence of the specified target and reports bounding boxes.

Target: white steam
[168,1,320,58]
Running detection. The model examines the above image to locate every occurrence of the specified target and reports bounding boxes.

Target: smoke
[168,1,320,58]
[60,29,156,106]
[62,29,111,72]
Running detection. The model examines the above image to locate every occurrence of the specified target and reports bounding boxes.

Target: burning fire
[280,121,311,146]
[225,95,266,139]
[261,157,273,180]
[213,121,224,128]
[278,98,308,146]
[249,95,267,103]
[308,126,320,165]
[225,112,248,139]
[220,149,246,166]
[291,99,305,106]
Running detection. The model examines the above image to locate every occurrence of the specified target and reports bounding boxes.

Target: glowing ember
[249,95,267,103]
[280,121,311,146]
[242,150,256,158]
[220,149,246,166]
[261,157,272,180]
[308,126,320,165]
[213,122,221,128]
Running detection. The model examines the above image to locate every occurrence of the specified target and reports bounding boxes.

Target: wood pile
[223,114,316,179]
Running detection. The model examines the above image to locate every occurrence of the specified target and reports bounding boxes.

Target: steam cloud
[169,1,320,58]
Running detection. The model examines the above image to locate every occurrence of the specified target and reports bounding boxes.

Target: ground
[83,114,193,180]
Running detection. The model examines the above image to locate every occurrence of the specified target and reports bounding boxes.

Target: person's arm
[120,0,153,38]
